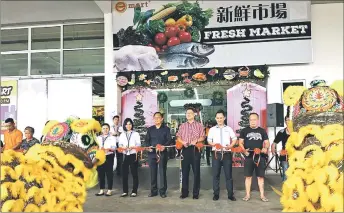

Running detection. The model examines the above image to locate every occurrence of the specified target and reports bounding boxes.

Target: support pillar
[104,12,120,125]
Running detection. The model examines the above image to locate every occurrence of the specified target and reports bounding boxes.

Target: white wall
[267,3,343,168]
[268,3,343,104]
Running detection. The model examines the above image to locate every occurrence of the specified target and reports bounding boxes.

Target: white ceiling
[1,1,104,26]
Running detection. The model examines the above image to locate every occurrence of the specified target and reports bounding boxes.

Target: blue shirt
[145,124,172,155]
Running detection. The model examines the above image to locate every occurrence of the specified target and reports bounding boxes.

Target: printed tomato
[154,33,167,46]
[167,37,181,47]
[165,26,178,38]
[178,31,192,43]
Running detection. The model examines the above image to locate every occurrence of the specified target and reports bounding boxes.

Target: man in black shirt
[145,112,172,198]
[239,113,270,202]
[271,116,290,182]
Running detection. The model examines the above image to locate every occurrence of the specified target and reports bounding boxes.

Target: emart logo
[113,1,150,13]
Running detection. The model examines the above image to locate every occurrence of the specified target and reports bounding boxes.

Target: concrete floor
[84,188,282,212]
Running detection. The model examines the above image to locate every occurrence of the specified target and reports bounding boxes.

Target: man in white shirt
[207,110,237,201]
[111,115,123,176]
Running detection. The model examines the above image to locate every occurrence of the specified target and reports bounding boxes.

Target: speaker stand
[265,154,282,177]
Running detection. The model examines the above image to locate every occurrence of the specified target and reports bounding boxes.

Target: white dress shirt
[118,131,141,155]
[110,125,123,143]
[207,125,237,151]
[97,134,117,155]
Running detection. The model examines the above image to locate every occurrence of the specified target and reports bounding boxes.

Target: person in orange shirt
[2,118,23,151]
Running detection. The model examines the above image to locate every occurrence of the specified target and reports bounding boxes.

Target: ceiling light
[155,88,186,92]
[169,99,212,107]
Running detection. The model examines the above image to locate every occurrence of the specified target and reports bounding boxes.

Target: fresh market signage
[112,1,312,72]
[202,21,311,44]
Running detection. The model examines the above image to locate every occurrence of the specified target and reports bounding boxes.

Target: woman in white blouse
[118,118,141,197]
[95,123,117,196]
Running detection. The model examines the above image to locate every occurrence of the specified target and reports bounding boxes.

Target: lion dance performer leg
[1,117,106,212]
[281,80,343,212]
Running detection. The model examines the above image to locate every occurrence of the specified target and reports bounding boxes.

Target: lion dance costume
[1,117,106,212]
[281,80,343,212]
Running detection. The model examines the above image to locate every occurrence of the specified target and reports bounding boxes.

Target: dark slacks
[148,152,168,195]
[97,153,115,190]
[181,147,201,196]
[122,154,139,193]
[115,142,123,175]
[212,152,234,197]
[206,146,211,165]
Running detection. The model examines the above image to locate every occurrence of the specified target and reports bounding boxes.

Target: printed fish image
[159,54,209,69]
[159,42,215,57]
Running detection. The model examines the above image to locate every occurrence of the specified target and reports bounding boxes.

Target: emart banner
[112,0,312,72]
[1,80,18,134]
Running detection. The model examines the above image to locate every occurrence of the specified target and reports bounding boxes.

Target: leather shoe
[148,193,158,197]
[193,195,199,199]
[228,196,237,201]
[160,194,167,198]
[180,194,188,199]
[213,195,219,201]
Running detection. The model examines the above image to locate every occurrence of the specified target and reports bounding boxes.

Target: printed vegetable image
[114,0,215,71]
[149,6,177,21]
[176,15,193,27]
[165,26,179,38]
[154,32,167,45]
[165,18,176,27]
[178,31,192,43]
[167,37,181,47]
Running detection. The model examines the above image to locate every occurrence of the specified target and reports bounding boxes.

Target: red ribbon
[214,144,224,160]
[156,144,164,163]
[253,148,261,167]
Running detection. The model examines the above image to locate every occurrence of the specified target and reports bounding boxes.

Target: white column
[104,12,119,125]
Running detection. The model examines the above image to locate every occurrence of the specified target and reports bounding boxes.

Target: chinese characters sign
[217,3,288,24]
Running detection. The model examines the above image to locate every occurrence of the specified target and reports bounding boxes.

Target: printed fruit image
[115,0,215,71]
[176,15,193,27]
[154,32,167,46]
[165,26,179,38]
[281,80,344,212]
[253,69,264,78]
[178,31,192,43]
[167,37,181,47]
[165,18,176,27]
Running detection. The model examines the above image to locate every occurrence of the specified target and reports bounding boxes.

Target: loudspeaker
[267,103,284,127]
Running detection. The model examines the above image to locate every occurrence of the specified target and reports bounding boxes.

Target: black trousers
[122,154,139,193]
[148,152,168,195]
[181,147,201,196]
[97,154,115,190]
[206,146,211,165]
[203,139,211,165]
[212,152,234,197]
[116,142,123,175]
